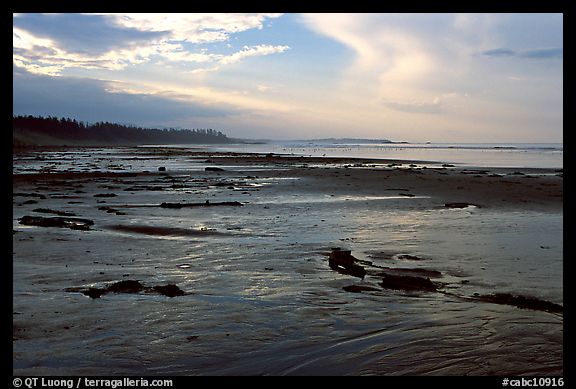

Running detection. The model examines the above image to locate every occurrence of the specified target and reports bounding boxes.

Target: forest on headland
[13,115,233,147]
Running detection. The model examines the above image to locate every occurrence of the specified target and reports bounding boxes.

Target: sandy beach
[13,146,563,375]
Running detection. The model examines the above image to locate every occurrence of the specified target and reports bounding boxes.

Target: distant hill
[304,138,405,144]
[13,115,233,147]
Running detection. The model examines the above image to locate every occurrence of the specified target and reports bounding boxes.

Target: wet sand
[13,147,563,375]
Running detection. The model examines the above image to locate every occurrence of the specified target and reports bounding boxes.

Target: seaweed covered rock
[107,280,144,294]
[70,280,187,299]
[82,288,108,299]
[153,284,185,297]
[475,293,563,314]
[380,274,437,292]
[328,248,366,279]
[19,215,94,230]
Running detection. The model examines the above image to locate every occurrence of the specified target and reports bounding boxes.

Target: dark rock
[342,285,380,293]
[373,268,442,279]
[94,193,117,197]
[153,284,185,297]
[329,249,355,265]
[158,166,166,171]
[444,202,474,208]
[107,280,144,294]
[475,293,563,314]
[19,215,94,230]
[328,248,366,278]
[33,208,77,217]
[83,288,108,299]
[109,224,228,237]
[379,274,437,291]
[70,280,187,298]
[98,206,120,213]
[396,254,424,261]
[205,167,225,172]
[22,200,38,205]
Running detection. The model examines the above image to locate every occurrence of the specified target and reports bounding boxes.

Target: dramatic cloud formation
[13,13,287,76]
[13,13,563,142]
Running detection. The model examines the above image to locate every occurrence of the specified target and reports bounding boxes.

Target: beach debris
[159,201,243,208]
[19,215,94,230]
[379,274,437,292]
[158,166,166,171]
[473,293,563,314]
[328,248,366,278]
[32,208,77,216]
[68,280,188,299]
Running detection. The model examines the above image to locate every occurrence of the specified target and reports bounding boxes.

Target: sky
[13,13,563,142]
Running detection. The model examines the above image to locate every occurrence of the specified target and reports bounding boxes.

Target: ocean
[148,141,564,169]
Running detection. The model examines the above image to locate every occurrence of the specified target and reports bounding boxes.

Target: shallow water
[13,147,563,375]
[188,141,564,169]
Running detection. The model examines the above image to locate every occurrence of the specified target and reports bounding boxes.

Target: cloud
[101,13,284,43]
[481,47,563,59]
[13,13,168,55]
[520,48,563,59]
[13,13,288,76]
[13,68,240,126]
[382,99,442,114]
[13,25,166,75]
[300,13,480,85]
[219,45,290,65]
[482,48,516,57]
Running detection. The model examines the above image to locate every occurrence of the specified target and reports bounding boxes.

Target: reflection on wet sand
[13,147,562,375]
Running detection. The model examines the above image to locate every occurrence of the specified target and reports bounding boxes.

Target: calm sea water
[204,142,563,169]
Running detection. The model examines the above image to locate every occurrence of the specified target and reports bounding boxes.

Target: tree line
[13,115,232,145]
